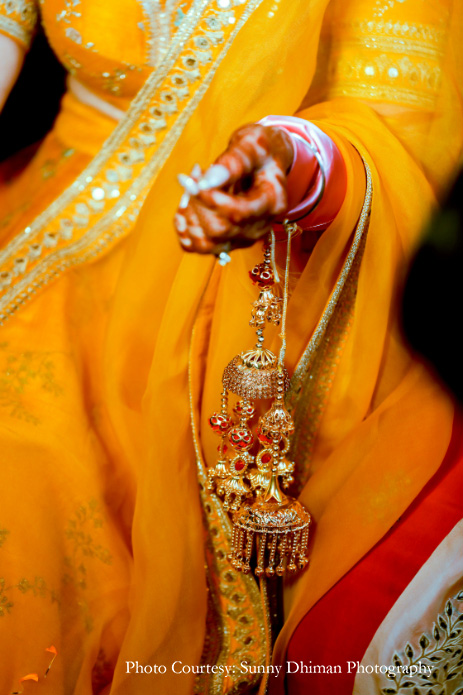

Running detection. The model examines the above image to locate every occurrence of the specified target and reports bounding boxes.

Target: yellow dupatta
[0,1,330,693]
[126,0,462,691]
[122,1,462,692]
[0,0,462,693]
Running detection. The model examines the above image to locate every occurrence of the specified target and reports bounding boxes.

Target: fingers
[174,123,294,255]
[175,201,231,254]
[212,123,270,186]
[174,196,270,254]
[175,169,287,253]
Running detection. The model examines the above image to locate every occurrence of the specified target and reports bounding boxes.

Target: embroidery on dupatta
[0,341,62,425]
[0,500,112,631]
[55,0,81,23]
[0,531,59,617]
[0,0,266,326]
[189,290,268,694]
[379,589,463,695]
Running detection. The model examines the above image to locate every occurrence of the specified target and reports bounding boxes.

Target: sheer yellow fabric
[0,0,461,694]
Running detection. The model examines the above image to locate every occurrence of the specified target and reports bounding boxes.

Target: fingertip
[199,164,231,190]
[179,193,190,209]
[175,213,187,232]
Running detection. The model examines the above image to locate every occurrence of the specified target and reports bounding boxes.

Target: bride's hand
[174,123,294,254]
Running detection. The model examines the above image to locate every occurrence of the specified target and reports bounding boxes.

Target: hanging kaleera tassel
[208,222,311,578]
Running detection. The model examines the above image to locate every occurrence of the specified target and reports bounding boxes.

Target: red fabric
[269,413,463,695]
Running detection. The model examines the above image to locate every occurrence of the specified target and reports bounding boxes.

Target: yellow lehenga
[0,0,462,694]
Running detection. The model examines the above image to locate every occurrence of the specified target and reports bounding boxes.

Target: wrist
[262,124,294,175]
[259,115,347,233]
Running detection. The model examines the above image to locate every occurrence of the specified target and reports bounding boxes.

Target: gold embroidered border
[311,15,449,109]
[138,0,180,66]
[345,36,443,59]
[320,47,443,109]
[0,14,32,46]
[327,82,439,109]
[286,158,372,491]
[138,0,164,66]
[0,0,266,325]
[257,578,272,695]
[189,323,268,694]
[345,20,446,59]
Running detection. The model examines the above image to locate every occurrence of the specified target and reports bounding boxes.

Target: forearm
[0,33,25,112]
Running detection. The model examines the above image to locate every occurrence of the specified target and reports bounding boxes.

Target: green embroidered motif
[0,500,112,630]
[0,573,58,618]
[0,579,13,617]
[0,528,59,616]
[0,342,63,424]
[41,148,76,181]
[63,499,113,633]
[64,499,113,569]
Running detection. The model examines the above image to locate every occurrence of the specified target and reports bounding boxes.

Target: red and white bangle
[259,115,347,233]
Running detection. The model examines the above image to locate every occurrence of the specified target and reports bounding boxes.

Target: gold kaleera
[208,224,312,577]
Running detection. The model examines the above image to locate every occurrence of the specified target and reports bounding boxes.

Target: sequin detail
[138,0,180,66]
[0,0,38,47]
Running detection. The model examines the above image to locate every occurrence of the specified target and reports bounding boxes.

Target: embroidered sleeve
[0,0,39,49]
[305,0,450,111]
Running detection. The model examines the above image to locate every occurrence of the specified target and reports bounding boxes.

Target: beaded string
[270,229,280,283]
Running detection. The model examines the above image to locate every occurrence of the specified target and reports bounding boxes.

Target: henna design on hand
[174,123,294,255]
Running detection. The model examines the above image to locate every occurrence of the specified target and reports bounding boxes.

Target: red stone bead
[258,428,273,445]
[234,401,255,419]
[261,452,272,464]
[249,263,275,287]
[209,413,233,434]
[229,427,253,451]
[234,460,245,472]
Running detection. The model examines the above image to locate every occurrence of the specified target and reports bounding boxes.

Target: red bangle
[259,115,347,233]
